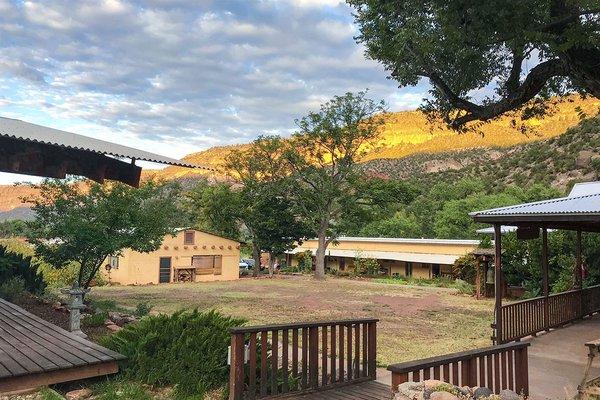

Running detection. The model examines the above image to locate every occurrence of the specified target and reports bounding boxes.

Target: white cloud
[0,0,428,178]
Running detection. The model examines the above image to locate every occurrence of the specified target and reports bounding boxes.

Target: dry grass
[91,275,493,366]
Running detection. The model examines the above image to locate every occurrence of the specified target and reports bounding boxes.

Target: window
[405,262,412,277]
[108,255,119,269]
[192,255,222,275]
[184,230,195,245]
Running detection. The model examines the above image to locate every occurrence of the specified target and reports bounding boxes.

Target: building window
[108,255,119,269]
[184,230,195,245]
[192,255,222,275]
[405,262,412,277]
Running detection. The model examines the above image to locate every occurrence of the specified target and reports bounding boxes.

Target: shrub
[0,244,45,294]
[353,254,380,276]
[0,277,26,301]
[454,279,475,295]
[101,309,246,398]
[134,301,152,318]
[83,311,109,328]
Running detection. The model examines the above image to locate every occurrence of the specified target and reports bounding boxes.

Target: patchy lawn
[90,275,493,366]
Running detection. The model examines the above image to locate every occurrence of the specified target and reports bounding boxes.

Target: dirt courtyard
[91,275,494,366]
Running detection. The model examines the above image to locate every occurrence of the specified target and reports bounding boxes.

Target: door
[432,263,441,278]
[159,257,172,283]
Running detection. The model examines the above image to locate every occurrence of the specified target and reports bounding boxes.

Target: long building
[286,237,479,278]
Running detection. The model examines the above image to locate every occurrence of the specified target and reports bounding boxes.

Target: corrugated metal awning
[287,248,461,265]
[0,117,208,169]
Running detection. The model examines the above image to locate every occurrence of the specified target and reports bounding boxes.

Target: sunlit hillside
[0,96,598,214]
[143,96,599,181]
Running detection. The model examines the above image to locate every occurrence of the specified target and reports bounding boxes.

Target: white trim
[301,236,480,245]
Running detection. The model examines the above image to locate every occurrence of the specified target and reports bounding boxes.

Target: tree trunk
[268,252,274,277]
[314,231,326,280]
[252,243,261,278]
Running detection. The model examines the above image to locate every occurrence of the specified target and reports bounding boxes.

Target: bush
[83,311,109,328]
[134,301,152,318]
[0,244,45,294]
[0,277,26,301]
[454,279,475,295]
[353,254,380,276]
[101,309,246,398]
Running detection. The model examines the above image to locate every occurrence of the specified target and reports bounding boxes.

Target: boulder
[106,323,122,332]
[576,150,596,168]
[499,389,520,400]
[108,312,128,326]
[423,380,447,390]
[65,388,92,400]
[429,391,459,400]
[474,387,493,399]
[397,382,425,400]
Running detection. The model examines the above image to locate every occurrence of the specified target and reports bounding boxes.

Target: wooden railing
[498,285,600,343]
[229,318,378,399]
[388,342,530,396]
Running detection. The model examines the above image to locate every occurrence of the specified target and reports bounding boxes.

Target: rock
[576,150,596,168]
[106,323,122,332]
[499,389,519,400]
[104,319,112,326]
[65,388,92,400]
[474,387,493,399]
[108,312,128,326]
[423,380,446,390]
[124,315,137,323]
[429,391,459,400]
[52,301,62,310]
[397,382,424,400]
[458,386,472,396]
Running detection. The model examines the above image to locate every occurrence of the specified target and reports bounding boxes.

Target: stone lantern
[61,281,91,338]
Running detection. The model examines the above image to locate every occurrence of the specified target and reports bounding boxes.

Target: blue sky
[0,0,429,184]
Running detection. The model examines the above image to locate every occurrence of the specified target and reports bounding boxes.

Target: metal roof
[303,236,480,246]
[569,181,600,197]
[470,183,600,230]
[0,116,208,169]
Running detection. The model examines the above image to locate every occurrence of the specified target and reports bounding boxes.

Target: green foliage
[295,250,314,273]
[348,0,599,129]
[92,380,154,400]
[0,277,25,301]
[353,253,380,276]
[360,209,421,238]
[0,244,45,294]
[452,254,478,284]
[454,279,475,296]
[0,220,28,238]
[100,309,246,398]
[82,311,109,328]
[134,301,153,318]
[25,179,182,288]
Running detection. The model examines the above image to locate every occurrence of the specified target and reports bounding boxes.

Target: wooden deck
[0,298,125,394]
[294,381,392,399]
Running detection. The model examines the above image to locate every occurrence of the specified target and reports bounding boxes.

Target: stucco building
[104,229,240,285]
[286,237,479,278]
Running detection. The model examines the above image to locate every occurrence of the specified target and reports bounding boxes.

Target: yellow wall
[103,230,240,285]
[288,237,478,279]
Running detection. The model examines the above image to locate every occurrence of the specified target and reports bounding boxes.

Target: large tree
[284,91,387,279]
[348,0,600,130]
[25,179,182,289]
[186,136,310,277]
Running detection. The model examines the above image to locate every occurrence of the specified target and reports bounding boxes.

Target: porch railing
[229,318,378,400]
[498,285,600,343]
[388,342,530,396]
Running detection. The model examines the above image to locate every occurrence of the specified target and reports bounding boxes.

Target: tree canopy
[25,179,182,288]
[348,0,600,130]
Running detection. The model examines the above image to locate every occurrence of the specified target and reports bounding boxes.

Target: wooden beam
[0,361,118,394]
[541,227,550,331]
[494,224,503,344]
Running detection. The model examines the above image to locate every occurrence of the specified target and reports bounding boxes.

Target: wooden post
[494,224,503,345]
[229,333,245,400]
[391,372,409,392]
[309,326,319,389]
[367,321,377,379]
[576,229,583,319]
[542,227,550,331]
[514,346,529,396]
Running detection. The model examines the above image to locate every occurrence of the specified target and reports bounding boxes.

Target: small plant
[0,276,26,301]
[353,253,380,276]
[134,301,152,317]
[83,311,109,328]
[432,383,461,396]
[92,379,154,400]
[454,279,475,295]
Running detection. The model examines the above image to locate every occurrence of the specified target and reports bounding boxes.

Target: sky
[0,0,430,184]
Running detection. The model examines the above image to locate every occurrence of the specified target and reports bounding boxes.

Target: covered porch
[470,182,600,345]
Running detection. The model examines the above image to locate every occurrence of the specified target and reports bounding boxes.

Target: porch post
[494,223,503,344]
[542,227,550,331]
[575,230,583,290]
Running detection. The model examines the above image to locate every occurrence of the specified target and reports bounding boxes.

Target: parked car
[239,258,255,270]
